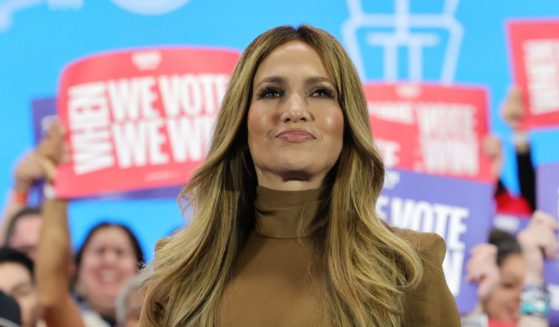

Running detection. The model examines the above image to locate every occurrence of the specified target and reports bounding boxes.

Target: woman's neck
[254,186,325,238]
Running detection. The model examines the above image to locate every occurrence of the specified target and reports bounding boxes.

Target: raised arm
[501,87,536,211]
[35,122,86,327]
[517,211,558,327]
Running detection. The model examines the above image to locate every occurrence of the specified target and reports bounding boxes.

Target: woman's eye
[257,87,283,99]
[310,87,335,98]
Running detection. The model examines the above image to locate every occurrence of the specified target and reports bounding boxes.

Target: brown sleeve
[400,232,461,327]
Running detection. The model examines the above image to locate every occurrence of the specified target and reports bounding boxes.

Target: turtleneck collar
[254,186,325,239]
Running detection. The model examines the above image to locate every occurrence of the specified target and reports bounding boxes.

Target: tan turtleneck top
[218,186,325,326]
[217,187,461,327]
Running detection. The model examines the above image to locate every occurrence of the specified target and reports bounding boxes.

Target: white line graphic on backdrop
[342,0,463,83]
[0,0,82,31]
[0,0,190,31]
[111,0,190,15]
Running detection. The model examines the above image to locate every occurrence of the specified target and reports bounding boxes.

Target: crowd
[0,123,146,327]
[461,87,559,327]
[0,25,557,327]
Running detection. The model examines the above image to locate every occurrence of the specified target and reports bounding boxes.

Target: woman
[141,25,459,326]
[465,211,558,327]
[74,223,145,326]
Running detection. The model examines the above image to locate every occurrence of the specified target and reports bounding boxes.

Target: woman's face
[78,226,138,315]
[483,253,526,323]
[0,263,40,327]
[247,40,344,190]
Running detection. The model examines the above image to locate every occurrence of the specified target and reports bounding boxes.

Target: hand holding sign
[13,151,48,194]
[12,121,66,193]
[36,121,66,183]
[501,87,526,132]
[500,87,531,154]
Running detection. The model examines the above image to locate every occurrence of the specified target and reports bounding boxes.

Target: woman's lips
[276,129,315,142]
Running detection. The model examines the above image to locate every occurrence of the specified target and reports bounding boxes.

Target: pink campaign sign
[56,47,240,198]
[364,83,493,183]
[508,20,559,129]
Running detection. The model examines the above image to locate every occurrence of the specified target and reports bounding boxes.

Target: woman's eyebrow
[305,76,333,85]
[254,76,285,88]
[254,76,334,88]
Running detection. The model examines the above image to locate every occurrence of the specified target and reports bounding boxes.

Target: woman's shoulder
[391,227,447,265]
[393,228,462,326]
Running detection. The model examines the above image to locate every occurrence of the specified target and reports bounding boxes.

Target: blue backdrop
[1,0,558,261]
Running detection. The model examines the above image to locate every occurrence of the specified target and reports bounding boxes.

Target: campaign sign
[56,48,240,198]
[538,163,559,285]
[32,98,181,199]
[365,83,493,182]
[538,163,559,219]
[508,20,559,129]
[377,169,494,314]
[32,98,57,144]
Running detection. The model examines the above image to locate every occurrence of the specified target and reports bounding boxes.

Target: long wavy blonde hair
[142,25,423,327]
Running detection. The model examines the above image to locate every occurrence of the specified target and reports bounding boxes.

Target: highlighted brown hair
[142,25,423,327]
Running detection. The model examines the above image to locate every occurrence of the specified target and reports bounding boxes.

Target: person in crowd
[2,207,42,261]
[140,25,460,326]
[74,222,145,326]
[115,273,148,327]
[0,247,43,327]
[28,123,144,327]
[490,87,536,216]
[0,143,55,261]
[465,211,558,327]
[0,289,22,327]
[37,215,144,327]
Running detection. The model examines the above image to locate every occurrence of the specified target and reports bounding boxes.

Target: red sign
[508,20,559,129]
[57,47,240,198]
[364,83,492,182]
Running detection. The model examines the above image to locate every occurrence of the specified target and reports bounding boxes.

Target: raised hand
[467,243,501,300]
[518,211,559,284]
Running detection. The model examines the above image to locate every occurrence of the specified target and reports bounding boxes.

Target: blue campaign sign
[1,0,559,261]
[378,169,494,314]
[538,164,559,287]
[538,163,559,219]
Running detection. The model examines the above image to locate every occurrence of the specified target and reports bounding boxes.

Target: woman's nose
[280,94,311,123]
